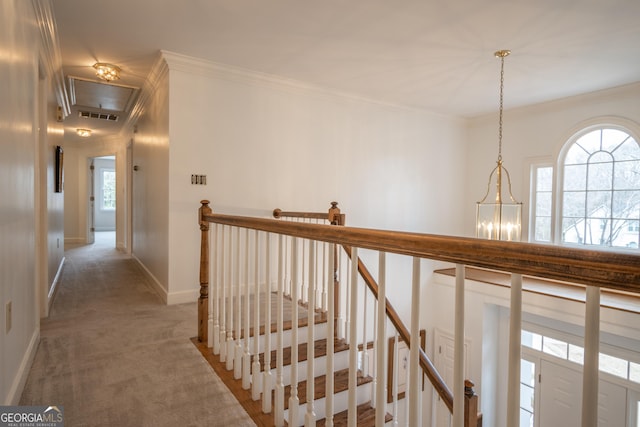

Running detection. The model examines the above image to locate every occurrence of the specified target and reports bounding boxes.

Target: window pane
[102,170,116,209]
[520,408,534,427]
[522,330,542,350]
[613,138,640,161]
[563,191,586,218]
[587,160,613,190]
[612,191,640,219]
[536,192,552,216]
[520,383,535,412]
[576,130,602,154]
[586,191,611,218]
[602,129,632,153]
[562,217,584,244]
[521,359,536,387]
[564,164,587,191]
[535,216,552,242]
[568,344,584,364]
[543,337,568,359]
[630,361,640,383]
[565,144,589,165]
[599,353,628,379]
[614,160,640,190]
[536,167,553,191]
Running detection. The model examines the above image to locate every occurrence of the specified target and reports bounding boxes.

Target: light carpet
[20,232,256,427]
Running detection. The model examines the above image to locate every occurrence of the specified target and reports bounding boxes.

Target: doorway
[88,155,116,246]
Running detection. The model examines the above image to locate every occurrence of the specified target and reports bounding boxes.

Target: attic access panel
[68,76,139,112]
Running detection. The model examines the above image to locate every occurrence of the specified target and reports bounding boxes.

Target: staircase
[194,293,390,426]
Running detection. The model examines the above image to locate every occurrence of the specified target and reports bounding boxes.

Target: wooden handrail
[201,207,640,293]
[342,244,454,412]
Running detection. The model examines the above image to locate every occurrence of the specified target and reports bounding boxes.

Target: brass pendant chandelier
[476,50,522,241]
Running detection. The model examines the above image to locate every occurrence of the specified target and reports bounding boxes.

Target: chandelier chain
[498,54,505,162]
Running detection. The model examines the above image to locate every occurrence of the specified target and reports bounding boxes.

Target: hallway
[19,232,255,426]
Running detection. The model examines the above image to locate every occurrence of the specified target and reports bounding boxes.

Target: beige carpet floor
[20,232,256,427]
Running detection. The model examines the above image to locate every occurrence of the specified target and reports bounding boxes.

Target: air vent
[79,111,119,121]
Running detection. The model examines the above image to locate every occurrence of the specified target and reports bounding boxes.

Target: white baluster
[226,227,235,371]
[452,264,465,427]
[305,240,317,426]
[326,243,335,427]
[362,277,369,376]
[275,234,285,426]
[348,247,359,427]
[337,249,345,340]
[288,237,300,426]
[321,240,327,311]
[375,252,387,426]
[345,253,351,344]
[582,286,601,427]
[243,229,251,389]
[263,233,273,413]
[392,332,399,427]
[212,224,220,354]
[506,273,522,427]
[409,257,421,426]
[219,226,226,362]
[208,224,216,347]
[252,230,262,401]
[235,227,243,379]
[302,230,308,305]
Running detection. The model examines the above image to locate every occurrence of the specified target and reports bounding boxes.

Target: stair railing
[197,200,640,427]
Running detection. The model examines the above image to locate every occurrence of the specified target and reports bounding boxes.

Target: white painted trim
[166,289,199,305]
[4,328,39,405]
[131,254,168,304]
[160,50,458,119]
[32,0,70,116]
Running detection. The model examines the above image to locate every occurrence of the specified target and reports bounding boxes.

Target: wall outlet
[5,301,11,334]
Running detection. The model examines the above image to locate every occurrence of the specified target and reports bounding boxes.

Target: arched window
[531,126,640,250]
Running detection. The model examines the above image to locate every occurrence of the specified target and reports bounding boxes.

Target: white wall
[464,82,640,238]
[0,0,64,404]
[160,51,467,307]
[131,60,170,300]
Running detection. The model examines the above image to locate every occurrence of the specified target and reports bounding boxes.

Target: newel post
[464,379,479,427]
[198,200,213,343]
[328,201,344,321]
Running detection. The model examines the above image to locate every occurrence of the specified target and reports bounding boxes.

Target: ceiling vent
[79,110,119,121]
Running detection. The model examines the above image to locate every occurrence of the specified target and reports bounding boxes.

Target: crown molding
[159,50,449,117]
[32,0,70,117]
[124,52,169,132]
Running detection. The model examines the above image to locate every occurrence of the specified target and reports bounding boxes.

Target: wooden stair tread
[259,337,349,371]
[280,368,372,409]
[316,402,392,426]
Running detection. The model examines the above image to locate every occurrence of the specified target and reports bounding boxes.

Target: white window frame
[528,119,640,252]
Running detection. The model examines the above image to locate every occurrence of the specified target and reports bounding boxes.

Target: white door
[538,359,627,427]
[433,330,468,427]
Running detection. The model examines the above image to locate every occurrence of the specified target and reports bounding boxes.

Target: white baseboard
[131,254,168,304]
[167,289,199,305]
[4,328,39,405]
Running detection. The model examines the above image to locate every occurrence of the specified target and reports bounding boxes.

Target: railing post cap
[273,208,282,218]
[200,199,210,206]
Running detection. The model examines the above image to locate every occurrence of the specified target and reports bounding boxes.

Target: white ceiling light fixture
[93,62,121,82]
[476,50,522,241]
[76,128,92,138]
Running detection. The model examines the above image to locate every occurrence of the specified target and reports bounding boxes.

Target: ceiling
[52,0,640,143]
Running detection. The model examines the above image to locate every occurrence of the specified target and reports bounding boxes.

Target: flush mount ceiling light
[93,62,121,82]
[76,128,92,138]
[476,50,522,241]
